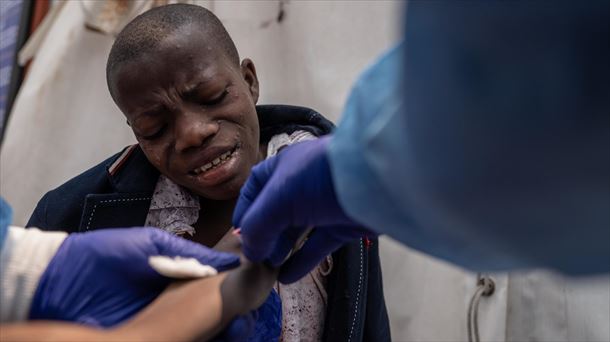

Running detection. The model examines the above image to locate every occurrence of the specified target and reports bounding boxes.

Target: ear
[240,58,259,104]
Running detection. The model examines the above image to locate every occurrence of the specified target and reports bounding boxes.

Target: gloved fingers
[150,228,240,272]
[278,227,354,284]
[232,157,290,262]
[232,157,278,227]
[238,178,293,263]
[266,226,309,267]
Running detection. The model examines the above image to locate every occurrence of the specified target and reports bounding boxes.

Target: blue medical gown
[329,1,610,274]
[0,197,12,249]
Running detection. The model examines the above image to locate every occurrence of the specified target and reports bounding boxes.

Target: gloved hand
[233,136,373,284]
[216,290,282,342]
[217,313,256,342]
[29,227,240,327]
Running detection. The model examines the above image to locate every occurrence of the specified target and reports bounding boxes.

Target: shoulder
[27,145,151,231]
[256,105,335,143]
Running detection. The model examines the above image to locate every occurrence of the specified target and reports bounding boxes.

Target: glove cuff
[0,226,67,322]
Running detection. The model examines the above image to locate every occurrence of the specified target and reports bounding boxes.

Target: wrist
[0,226,67,322]
[220,261,278,317]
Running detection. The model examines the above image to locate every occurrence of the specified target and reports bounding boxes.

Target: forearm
[120,259,277,341]
[117,275,228,342]
[0,275,227,342]
[1,262,278,342]
[120,256,277,341]
[0,322,111,342]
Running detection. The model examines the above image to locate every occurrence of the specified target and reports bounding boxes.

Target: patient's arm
[125,257,277,341]
[0,274,226,342]
[1,242,277,342]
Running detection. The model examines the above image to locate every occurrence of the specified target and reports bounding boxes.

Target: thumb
[150,228,240,272]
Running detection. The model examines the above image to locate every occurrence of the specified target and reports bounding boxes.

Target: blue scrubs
[329,1,610,273]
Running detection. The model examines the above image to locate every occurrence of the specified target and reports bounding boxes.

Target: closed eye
[141,124,167,141]
[201,89,228,106]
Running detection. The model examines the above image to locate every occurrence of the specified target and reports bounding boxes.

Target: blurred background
[1,1,608,341]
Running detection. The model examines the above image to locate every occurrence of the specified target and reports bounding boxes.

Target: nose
[174,110,219,153]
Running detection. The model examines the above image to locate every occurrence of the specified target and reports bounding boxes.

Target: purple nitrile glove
[29,227,240,327]
[216,313,256,342]
[215,289,282,342]
[233,136,373,284]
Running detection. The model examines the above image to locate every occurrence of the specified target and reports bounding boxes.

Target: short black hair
[106,3,239,100]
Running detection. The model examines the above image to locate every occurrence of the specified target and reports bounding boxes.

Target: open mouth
[190,144,240,176]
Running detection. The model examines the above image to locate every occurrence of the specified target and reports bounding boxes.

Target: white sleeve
[0,226,67,322]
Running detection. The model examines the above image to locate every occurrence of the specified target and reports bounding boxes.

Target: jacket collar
[105,144,160,194]
[106,104,335,194]
[257,104,334,142]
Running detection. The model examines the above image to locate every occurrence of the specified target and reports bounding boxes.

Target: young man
[28,4,390,341]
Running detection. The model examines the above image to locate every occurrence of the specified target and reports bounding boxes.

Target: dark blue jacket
[28,105,391,342]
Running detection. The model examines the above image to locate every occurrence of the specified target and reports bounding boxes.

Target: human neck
[189,197,237,248]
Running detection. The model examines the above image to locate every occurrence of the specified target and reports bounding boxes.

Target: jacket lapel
[78,145,159,231]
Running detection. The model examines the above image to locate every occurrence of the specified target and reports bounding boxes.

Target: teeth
[192,148,236,175]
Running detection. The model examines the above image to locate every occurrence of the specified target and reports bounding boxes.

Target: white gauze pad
[148,256,218,279]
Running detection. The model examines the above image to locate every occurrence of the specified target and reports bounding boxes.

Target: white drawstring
[467,274,495,342]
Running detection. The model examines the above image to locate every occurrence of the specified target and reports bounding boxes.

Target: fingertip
[215,254,242,272]
[191,247,241,268]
